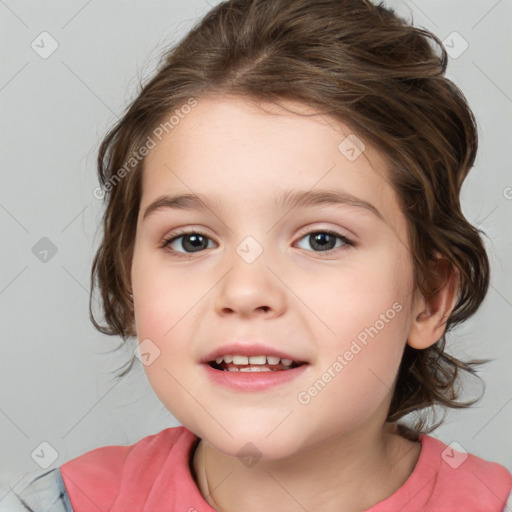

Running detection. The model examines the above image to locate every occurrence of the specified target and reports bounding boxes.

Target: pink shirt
[60,426,511,511]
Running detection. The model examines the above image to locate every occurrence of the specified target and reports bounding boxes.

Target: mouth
[207,354,307,372]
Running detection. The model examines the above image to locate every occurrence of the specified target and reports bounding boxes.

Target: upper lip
[200,342,309,364]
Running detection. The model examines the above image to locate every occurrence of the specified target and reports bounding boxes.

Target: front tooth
[267,356,280,365]
[233,355,249,365]
[281,358,293,366]
[223,355,233,363]
[249,355,266,365]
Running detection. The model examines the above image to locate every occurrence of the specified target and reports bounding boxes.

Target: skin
[130,94,457,511]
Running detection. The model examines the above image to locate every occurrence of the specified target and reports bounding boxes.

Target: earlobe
[407,256,459,350]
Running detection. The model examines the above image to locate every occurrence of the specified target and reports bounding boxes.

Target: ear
[407,254,459,350]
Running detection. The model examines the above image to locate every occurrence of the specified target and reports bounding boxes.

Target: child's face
[131,94,419,459]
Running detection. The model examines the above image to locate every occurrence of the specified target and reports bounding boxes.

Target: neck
[192,422,421,512]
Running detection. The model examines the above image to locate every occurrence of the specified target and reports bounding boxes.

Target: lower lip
[201,363,309,391]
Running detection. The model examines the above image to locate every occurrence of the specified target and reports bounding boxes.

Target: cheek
[305,249,414,402]
[132,284,200,424]
[132,281,199,378]
[131,249,208,409]
[336,307,409,392]
[131,248,200,337]
[298,304,412,434]
[302,245,414,343]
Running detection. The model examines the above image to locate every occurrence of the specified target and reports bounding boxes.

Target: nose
[213,250,286,319]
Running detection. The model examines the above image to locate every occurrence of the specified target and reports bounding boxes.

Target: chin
[200,425,308,463]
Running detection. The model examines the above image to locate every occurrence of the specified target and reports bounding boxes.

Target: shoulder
[58,425,198,511]
[60,425,192,478]
[420,434,512,510]
[0,468,73,512]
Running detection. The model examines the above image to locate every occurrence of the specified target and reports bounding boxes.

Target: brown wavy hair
[89,0,490,435]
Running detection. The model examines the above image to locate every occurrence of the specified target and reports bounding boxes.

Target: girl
[4,0,511,510]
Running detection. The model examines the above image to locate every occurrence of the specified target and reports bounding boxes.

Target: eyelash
[159,227,356,259]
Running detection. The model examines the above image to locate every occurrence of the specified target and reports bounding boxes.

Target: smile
[209,354,305,372]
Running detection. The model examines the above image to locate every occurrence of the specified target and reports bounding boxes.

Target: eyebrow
[142,189,384,222]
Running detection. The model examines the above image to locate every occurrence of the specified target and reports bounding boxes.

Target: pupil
[183,234,207,252]
[311,233,335,251]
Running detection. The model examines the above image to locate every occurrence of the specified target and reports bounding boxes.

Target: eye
[295,229,355,255]
[160,228,355,258]
[161,229,216,256]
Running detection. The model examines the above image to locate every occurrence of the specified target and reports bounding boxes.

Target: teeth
[213,354,297,366]
[240,366,273,372]
[249,355,266,365]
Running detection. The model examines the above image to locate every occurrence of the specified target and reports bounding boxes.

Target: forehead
[140,94,399,223]
[146,95,369,164]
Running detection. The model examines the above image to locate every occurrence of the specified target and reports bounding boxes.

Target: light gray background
[1,0,511,494]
